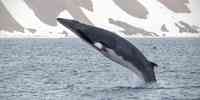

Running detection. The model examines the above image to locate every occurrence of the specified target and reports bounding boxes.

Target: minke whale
[57,18,158,83]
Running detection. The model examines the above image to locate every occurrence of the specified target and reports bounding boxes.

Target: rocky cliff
[0,0,200,38]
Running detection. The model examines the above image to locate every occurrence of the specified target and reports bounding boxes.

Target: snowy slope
[0,0,200,38]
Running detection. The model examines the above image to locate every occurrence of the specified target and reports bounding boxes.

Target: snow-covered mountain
[0,0,200,38]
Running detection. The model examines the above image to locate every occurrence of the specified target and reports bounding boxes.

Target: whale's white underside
[94,42,144,81]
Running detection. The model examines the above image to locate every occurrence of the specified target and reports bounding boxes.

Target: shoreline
[0,36,199,39]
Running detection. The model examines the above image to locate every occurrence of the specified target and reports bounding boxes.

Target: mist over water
[0,38,200,100]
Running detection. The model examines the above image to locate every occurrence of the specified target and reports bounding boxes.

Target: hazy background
[0,0,200,38]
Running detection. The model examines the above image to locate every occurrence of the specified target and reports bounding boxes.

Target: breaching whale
[57,18,157,83]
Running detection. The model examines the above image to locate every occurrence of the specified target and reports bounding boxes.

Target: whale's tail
[149,61,158,68]
[142,61,158,83]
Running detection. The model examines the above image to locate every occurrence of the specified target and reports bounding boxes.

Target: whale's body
[57,18,157,83]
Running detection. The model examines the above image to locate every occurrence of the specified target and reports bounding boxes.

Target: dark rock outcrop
[0,1,24,32]
[161,24,169,32]
[27,28,36,33]
[109,18,158,36]
[113,0,148,19]
[24,0,93,26]
[175,21,199,33]
[159,0,191,13]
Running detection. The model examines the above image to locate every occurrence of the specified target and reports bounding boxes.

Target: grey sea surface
[0,38,200,100]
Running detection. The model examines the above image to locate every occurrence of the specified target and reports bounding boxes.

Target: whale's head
[57,18,94,44]
[57,18,116,50]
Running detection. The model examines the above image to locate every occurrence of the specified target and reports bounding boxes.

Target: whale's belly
[101,48,144,80]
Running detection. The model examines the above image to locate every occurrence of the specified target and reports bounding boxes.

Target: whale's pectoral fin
[94,42,103,49]
[94,41,108,52]
[149,61,158,68]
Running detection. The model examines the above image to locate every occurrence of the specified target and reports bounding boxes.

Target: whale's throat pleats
[101,47,144,81]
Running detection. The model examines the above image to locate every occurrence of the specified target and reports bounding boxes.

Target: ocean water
[0,38,200,100]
